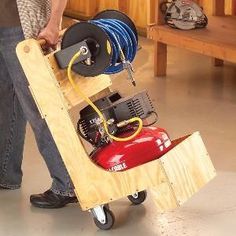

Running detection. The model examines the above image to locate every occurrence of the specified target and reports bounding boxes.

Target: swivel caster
[127,190,147,205]
[90,204,115,230]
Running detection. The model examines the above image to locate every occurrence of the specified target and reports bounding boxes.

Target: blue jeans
[0,26,75,197]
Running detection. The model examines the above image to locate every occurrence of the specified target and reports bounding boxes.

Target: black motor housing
[78,91,155,146]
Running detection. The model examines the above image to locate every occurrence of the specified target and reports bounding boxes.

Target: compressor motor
[77,91,157,147]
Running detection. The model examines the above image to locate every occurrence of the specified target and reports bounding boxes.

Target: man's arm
[38,0,68,47]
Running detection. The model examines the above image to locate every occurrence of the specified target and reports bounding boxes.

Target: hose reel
[55,10,138,85]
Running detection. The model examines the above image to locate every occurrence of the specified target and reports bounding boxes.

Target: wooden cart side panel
[16,39,99,200]
[77,160,169,209]
[47,52,112,109]
[150,183,179,213]
[160,132,216,206]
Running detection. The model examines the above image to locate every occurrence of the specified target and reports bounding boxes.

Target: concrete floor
[1,37,236,236]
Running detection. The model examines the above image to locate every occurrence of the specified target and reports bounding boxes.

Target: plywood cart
[16,39,216,230]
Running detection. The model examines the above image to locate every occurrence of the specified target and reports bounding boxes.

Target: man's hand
[37,0,68,50]
[38,23,60,49]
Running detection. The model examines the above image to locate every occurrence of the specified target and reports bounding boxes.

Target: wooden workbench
[147,0,236,76]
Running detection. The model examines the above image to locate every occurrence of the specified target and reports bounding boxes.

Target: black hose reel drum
[55,10,138,79]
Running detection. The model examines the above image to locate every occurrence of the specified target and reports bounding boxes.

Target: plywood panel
[160,132,216,205]
[66,0,87,13]
[65,0,147,34]
[150,183,179,212]
[65,0,97,18]
[225,0,236,15]
[47,54,112,108]
[128,0,147,29]
[96,0,119,11]
[232,0,236,15]
[199,0,235,15]
[147,0,158,25]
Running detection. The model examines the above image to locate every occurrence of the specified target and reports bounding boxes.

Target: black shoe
[30,190,78,209]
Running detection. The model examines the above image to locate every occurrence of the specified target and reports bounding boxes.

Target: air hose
[89,19,138,74]
[67,50,143,142]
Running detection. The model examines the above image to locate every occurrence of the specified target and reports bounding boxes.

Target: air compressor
[77,90,172,171]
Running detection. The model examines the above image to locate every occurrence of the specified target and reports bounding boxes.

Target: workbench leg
[213,58,224,67]
[154,42,167,77]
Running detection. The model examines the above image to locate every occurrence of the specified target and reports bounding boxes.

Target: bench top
[148,16,236,63]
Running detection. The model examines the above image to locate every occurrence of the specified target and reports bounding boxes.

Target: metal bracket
[54,41,91,69]
[90,205,106,224]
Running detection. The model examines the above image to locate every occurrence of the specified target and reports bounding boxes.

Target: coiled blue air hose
[90,19,138,74]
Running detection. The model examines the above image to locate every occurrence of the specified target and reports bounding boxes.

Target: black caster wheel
[127,190,147,205]
[93,206,115,230]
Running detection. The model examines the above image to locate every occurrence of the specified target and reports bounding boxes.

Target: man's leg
[0,27,76,205]
[0,51,26,189]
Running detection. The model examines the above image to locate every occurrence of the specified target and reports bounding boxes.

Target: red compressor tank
[91,127,172,171]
